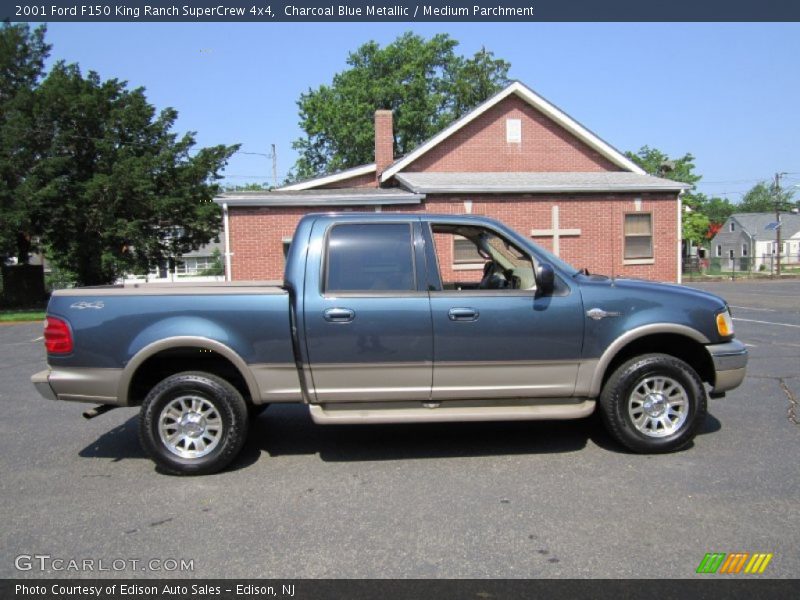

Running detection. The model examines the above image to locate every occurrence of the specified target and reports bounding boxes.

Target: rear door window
[325,223,416,292]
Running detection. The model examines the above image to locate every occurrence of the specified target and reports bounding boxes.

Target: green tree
[290,32,511,181]
[738,182,774,212]
[682,210,710,245]
[625,146,701,189]
[198,247,224,277]
[0,23,51,262]
[20,62,238,285]
[698,194,735,225]
[737,181,796,213]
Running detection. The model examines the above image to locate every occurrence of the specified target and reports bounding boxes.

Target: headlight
[716,309,734,337]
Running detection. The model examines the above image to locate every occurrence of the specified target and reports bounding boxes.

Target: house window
[729,222,735,232]
[716,245,722,258]
[623,213,653,260]
[453,236,484,265]
[742,244,748,257]
[506,118,521,143]
[176,256,214,275]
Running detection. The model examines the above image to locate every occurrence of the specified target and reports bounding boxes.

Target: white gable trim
[279,163,376,191]
[380,81,645,182]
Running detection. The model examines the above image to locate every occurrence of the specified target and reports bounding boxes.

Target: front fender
[585,323,710,397]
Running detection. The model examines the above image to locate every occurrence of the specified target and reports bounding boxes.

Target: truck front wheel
[139,371,249,475]
[599,353,707,453]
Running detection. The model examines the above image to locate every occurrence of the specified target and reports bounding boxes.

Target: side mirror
[535,263,555,296]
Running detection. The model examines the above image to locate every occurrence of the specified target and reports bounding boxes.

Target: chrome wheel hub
[642,393,667,418]
[628,376,689,438]
[158,395,222,458]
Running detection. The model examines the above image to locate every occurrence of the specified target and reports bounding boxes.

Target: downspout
[677,190,684,284]
[222,202,232,282]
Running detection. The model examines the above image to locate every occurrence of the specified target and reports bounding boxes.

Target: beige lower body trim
[43,367,124,405]
[309,363,432,403]
[250,363,303,403]
[574,359,600,397]
[309,399,596,425]
[432,362,580,400]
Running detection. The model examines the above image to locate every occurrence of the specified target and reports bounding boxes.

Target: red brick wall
[406,95,621,173]
[228,194,678,283]
[228,207,308,281]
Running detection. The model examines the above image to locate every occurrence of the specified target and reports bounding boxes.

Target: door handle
[448,307,479,322]
[324,308,355,323]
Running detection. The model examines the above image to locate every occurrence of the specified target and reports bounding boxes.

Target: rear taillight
[44,316,73,354]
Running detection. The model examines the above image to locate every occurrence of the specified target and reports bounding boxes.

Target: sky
[41,22,800,200]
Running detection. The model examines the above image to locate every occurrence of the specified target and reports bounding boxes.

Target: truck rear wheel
[599,353,706,453]
[139,371,248,475]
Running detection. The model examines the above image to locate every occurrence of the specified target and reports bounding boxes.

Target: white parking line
[31,336,43,342]
[730,305,776,312]
[733,317,800,329]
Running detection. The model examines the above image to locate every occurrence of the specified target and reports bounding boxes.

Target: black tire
[139,371,249,475]
[599,353,706,453]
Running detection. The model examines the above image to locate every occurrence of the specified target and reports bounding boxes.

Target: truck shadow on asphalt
[78,406,722,471]
[78,413,148,461]
[233,404,723,470]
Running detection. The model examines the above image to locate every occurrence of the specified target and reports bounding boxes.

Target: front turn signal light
[716,310,734,337]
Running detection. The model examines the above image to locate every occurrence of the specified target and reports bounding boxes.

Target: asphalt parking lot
[0,279,798,579]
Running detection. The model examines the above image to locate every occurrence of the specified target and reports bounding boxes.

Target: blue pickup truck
[32,213,747,475]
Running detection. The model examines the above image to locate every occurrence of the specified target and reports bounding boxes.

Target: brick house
[215,81,689,282]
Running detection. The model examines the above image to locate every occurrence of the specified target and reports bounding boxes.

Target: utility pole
[773,172,787,277]
[271,144,277,188]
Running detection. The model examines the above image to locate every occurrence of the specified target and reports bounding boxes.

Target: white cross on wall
[530,205,581,256]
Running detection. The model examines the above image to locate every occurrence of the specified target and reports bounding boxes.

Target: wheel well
[127,347,251,407]
[601,334,715,389]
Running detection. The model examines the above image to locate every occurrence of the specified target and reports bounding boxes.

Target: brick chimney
[374,109,394,183]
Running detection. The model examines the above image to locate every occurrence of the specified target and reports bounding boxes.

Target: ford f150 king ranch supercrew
[32,213,748,475]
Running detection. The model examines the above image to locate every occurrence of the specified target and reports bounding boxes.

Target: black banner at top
[4,0,800,22]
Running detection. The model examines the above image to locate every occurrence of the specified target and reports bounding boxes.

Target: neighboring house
[122,240,225,283]
[215,81,690,283]
[709,212,800,270]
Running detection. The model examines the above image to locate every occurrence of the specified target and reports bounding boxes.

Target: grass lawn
[0,309,46,323]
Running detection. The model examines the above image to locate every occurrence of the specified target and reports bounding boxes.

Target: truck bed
[38,284,300,406]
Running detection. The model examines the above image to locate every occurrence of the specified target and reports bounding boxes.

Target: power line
[231,145,278,187]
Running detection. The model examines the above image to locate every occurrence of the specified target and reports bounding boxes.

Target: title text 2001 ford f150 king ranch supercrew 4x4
[31,214,748,475]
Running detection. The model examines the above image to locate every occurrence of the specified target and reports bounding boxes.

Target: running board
[308,399,596,425]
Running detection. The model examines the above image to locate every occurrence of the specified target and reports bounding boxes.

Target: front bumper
[706,339,748,393]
